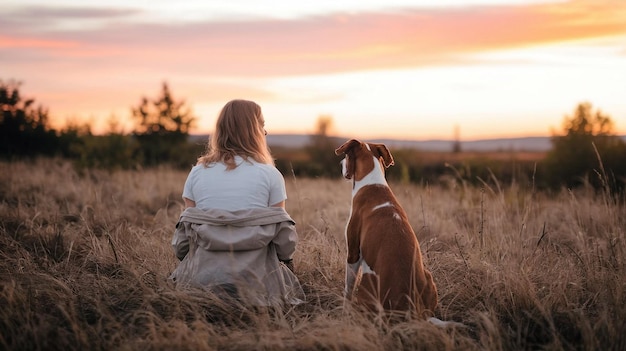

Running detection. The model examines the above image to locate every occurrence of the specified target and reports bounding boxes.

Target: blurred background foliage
[2,79,625,194]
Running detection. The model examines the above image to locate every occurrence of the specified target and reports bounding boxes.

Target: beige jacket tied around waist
[169,206,305,306]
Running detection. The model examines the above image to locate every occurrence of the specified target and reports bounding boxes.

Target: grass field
[1,158,625,350]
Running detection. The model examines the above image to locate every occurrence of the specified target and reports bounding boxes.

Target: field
[1,158,625,350]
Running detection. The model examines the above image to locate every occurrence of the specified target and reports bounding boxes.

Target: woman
[169,99,304,306]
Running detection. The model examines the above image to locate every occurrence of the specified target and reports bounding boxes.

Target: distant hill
[268,134,555,152]
[190,134,626,152]
[370,136,553,152]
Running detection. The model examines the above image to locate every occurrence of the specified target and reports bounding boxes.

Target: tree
[131,82,196,166]
[0,79,59,158]
[306,115,341,177]
[452,125,462,153]
[543,102,626,191]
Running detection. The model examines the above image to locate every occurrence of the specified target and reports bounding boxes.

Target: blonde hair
[198,99,274,169]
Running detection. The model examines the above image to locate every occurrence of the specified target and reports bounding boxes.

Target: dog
[335,139,438,318]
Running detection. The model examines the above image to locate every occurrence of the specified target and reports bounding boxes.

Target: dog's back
[352,183,437,315]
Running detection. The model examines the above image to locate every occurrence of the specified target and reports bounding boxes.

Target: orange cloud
[0,35,78,49]
[149,0,626,75]
[229,0,626,74]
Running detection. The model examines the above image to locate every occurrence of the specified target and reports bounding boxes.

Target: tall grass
[0,158,624,350]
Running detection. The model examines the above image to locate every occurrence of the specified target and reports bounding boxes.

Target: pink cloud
[3,0,625,77]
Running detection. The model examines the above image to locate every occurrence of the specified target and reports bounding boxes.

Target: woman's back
[183,156,287,211]
[172,99,302,306]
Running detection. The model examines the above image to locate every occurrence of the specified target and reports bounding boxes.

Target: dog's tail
[427,317,467,329]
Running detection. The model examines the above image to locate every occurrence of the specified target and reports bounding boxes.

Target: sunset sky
[2,0,625,140]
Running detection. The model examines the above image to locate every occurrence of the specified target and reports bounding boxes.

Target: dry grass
[1,158,625,350]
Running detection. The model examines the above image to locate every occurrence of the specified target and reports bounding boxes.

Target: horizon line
[189,132,626,142]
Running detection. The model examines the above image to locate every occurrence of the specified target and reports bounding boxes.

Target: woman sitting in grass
[169,99,304,307]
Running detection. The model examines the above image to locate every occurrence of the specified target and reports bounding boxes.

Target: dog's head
[334,139,394,181]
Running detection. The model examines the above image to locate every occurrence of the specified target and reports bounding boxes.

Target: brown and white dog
[335,139,438,318]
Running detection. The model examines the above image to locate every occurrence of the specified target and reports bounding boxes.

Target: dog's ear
[335,139,361,156]
[335,139,361,180]
[370,143,394,168]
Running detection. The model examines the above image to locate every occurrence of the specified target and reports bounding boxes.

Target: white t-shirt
[182,156,287,211]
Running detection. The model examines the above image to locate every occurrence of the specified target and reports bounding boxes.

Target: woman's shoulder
[190,161,226,171]
[248,161,283,177]
[188,163,206,174]
[187,163,221,179]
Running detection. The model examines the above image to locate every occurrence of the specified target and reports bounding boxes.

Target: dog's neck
[352,155,388,197]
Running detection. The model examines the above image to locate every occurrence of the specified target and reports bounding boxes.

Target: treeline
[2,79,625,193]
[275,103,626,194]
[1,80,202,169]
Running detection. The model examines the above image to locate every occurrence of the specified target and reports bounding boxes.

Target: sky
[2,0,626,141]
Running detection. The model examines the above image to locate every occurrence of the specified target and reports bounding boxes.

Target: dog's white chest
[352,156,388,197]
